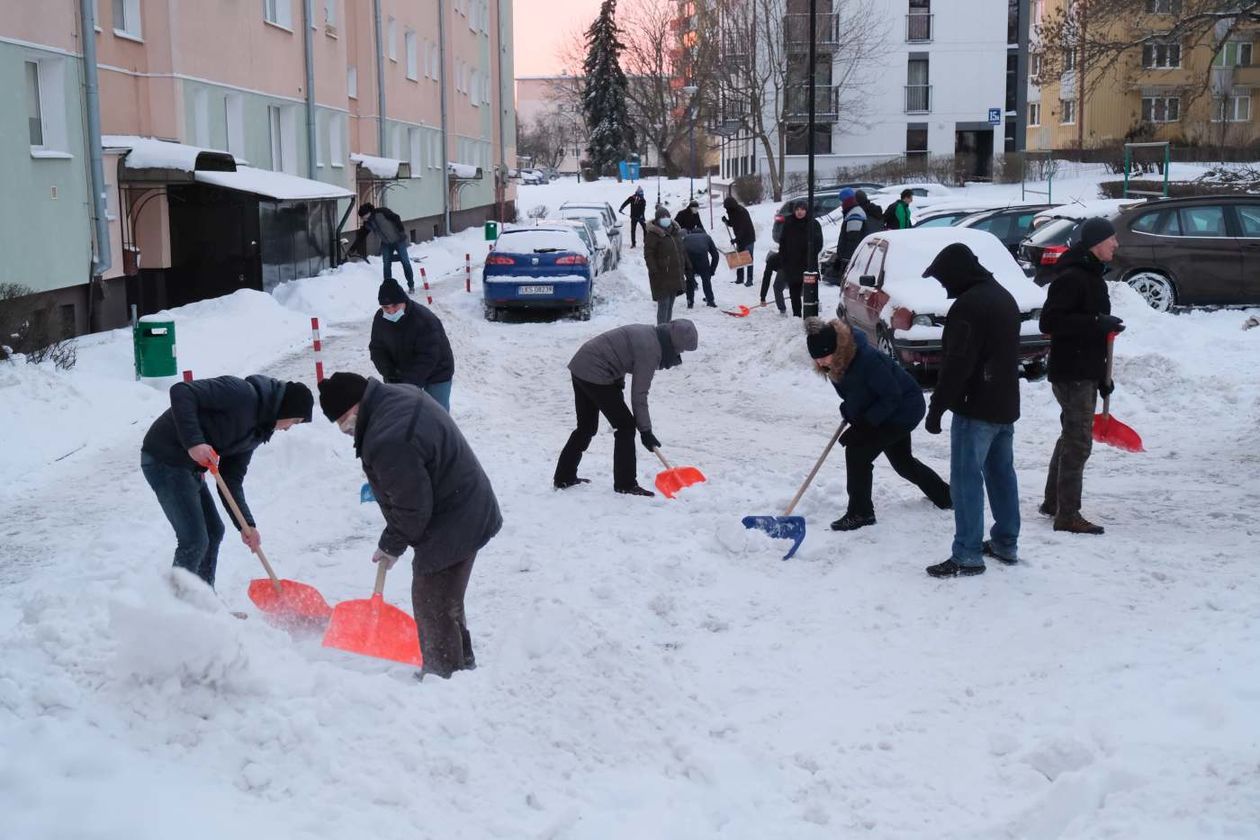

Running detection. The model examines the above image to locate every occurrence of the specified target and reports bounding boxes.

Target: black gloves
[721,216,730,226]
[640,430,661,452]
[924,412,943,435]
[1097,314,1125,335]
[1099,380,1115,398]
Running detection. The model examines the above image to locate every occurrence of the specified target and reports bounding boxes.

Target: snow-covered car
[521,169,548,185]
[559,201,623,265]
[837,227,1050,378]
[535,219,602,277]
[482,226,593,321]
[558,207,618,271]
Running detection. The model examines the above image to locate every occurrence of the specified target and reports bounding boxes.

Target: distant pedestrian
[554,320,700,497]
[644,205,687,324]
[682,225,720,308]
[369,280,455,410]
[1038,217,1126,535]
[759,250,782,305]
[318,372,501,679]
[774,199,823,317]
[358,203,415,291]
[882,189,914,230]
[722,196,757,287]
[619,185,648,248]
[856,190,885,231]
[806,318,951,531]
[831,188,869,276]
[674,200,704,232]
[141,376,313,587]
[921,243,1022,578]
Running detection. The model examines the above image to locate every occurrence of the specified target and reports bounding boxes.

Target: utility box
[484,220,499,241]
[134,316,177,380]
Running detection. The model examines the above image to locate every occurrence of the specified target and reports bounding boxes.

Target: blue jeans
[424,379,452,412]
[949,415,1020,566]
[382,241,415,286]
[141,454,225,587]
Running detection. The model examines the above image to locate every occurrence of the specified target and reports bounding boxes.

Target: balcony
[1211,66,1235,95]
[904,84,932,113]
[906,12,933,43]
[783,13,841,52]
[785,86,841,121]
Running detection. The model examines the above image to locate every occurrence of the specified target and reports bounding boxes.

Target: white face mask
[659,217,672,228]
[336,412,357,436]
[381,308,405,323]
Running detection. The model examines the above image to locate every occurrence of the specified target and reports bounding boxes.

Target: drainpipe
[302,0,317,178]
[495,0,507,220]
[79,0,111,278]
[373,0,387,156]
[438,0,452,235]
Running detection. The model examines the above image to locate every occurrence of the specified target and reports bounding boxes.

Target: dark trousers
[1044,380,1097,518]
[412,553,476,678]
[554,375,638,490]
[843,423,951,517]
[686,269,714,306]
[141,454,225,587]
[775,270,803,316]
[759,251,781,302]
[735,243,755,284]
[629,217,646,247]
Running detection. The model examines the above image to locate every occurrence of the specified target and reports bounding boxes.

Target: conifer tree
[581,0,634,175]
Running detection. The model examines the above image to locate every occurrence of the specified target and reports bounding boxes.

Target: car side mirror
[859,274,877,288]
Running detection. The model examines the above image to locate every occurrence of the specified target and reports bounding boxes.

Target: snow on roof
[102,135,242,171]
[194,167,354,201]
[1037,198,1147,221]
[350,153,402,179]
[448,162,481,179]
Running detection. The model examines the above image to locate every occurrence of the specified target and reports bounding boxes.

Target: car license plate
[518,285,554,295]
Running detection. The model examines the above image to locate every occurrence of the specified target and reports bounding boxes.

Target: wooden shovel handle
[372,559,389,596]
[653,448,673,470]
[209,464,282,593]
[784,422,847,517]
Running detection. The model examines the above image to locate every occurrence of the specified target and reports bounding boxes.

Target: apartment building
[1027,0,1260,151]
[2,0,514,337]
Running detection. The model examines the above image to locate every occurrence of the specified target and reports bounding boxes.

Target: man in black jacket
[369,280,456,411]
[674,199,704,232]
[921,243,1022,578]
[722,196,757,286]
[141,376,313,586]
[1039,217,1124,535]
[775,199,823,317]
[319,372,502,678]
[358,202,415,291]
[682,225,721,308]
[618,186,648,248]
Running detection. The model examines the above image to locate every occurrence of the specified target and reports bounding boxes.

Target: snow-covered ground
[3,173,1259,839]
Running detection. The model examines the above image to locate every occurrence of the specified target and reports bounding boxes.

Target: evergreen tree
[581,0,633,175]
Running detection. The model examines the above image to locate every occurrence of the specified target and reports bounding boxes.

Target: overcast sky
[513,0,601,76]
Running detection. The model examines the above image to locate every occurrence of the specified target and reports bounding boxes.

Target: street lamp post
[681,84,699,198]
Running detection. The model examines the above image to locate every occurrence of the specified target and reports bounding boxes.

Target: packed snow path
[2,177,1259,838]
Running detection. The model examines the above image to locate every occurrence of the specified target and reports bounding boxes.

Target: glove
[640,430,661,452]
[838,425,853,447]
[1099,380,1115,398]
[371,548,399,570]
[1097,314,1125,335]
[924,412,942,435]
[721,216,730,226]
[241,527,261,551]
[188,444,218,469]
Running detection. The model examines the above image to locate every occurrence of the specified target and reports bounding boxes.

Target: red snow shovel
[653,449,707,499]
[208,461,333,629]
[1092,333,1144,453]
[322,562,423,666]
[742,422,846,560]
[723,302,772,317]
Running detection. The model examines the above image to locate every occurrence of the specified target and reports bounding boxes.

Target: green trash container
[484,220,499,241]
[134,316,177,379]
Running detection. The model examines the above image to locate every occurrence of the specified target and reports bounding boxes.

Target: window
[1029,52,1042,79]
[264,0,292,29]
[330,114,344,167]
[192,88,210,147]
[905,122,928,168]
[1216,42,1253,67]
[409,127,423,175]
[225,94,245,156]
[25,59,67,154]
[1235,205,1260,237]
[1142,95,1180,123]
[315,112,326,167]
[1142,42,1181,69]
[1060,98,1076,124]
[1063,47,1076,72]
[387,17,397,61]
[906,57,930,112]
[470,69,480,105]
[269,105,285,170]
[1179,205,1226,237]
[324,0,336,26]
[1028,102,1041,126]
[1146,0,1182,13]
[469,0,479,31]
[347,65,358,98]
[1214,94,1252,122]
[25,61,43,147]
[114,0,142,38]
[405,30,418,80]
[430,132,441,168]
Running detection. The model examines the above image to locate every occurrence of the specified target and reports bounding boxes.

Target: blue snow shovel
[742,422,846,560]
[360,482,375,503]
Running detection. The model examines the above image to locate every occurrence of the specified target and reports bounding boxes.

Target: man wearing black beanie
[1038,216,1125,535]
[369,280,455,410]
[319,372,501,679]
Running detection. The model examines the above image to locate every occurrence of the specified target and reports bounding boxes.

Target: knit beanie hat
[806,325,838,359]
[277,381,314,422]
[378,280,408,306]
[318,372,368,422]
[1076,216,1116,250]
[654,205,671,221]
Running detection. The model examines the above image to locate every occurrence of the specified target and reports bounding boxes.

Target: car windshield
[1024,217,1078,246]
[917,213,966,228]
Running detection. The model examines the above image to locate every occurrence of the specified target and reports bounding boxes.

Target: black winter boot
[830,512,876,531]
[554,477,590,490]
[926,559,986,578]
[615,484,655,497]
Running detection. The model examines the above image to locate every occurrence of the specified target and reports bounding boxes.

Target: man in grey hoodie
[554,320,700,497]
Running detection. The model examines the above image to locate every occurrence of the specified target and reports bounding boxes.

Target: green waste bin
[484,220,499,241]
[134,317,177,379]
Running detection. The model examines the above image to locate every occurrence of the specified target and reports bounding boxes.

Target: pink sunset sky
[513,0,602,76]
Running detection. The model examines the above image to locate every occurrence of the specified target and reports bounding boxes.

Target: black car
[1019,217,1080,284]
[770,182,885,243]
[955,204,1055,257]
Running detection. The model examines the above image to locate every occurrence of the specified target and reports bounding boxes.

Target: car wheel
[484,304,500,322]
[1126,271,1176,312]
[576,302,592,321]
[1022,359,1047,380]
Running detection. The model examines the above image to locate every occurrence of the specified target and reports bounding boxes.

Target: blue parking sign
[988,108,1002,125]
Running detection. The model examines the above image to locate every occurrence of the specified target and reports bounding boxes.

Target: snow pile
[349,153,403,179]
[195,167,354,201]
[103,134,242,170]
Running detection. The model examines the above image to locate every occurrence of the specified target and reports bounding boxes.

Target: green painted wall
[378,118,445,226]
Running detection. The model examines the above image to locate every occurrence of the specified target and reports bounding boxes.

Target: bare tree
[517,114,569,169]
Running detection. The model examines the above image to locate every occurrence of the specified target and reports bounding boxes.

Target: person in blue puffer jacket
[805,317,952,531]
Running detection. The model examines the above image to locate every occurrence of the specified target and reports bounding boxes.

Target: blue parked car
[483,226,594,321]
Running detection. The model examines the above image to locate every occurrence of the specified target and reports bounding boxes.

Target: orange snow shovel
[723,302,772,317]
[322,561,422,666]
[653,449,707,499]
[1092,333,1144,453]
[208,460,333,629]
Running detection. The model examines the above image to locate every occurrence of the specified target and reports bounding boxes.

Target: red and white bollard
[310,317,325,383]
[420,267,433,306]
[182,370,194,382]
[465,253,472,293]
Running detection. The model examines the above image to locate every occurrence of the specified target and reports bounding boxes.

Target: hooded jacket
[829,325,926,432]
[364,206,407,246]
[683,228,720,277]
[369,299,455,387]
[925,252,1022,425]
[722,197,756,249]
[567,320,699,434]
[354,379,502,571]
[777,213,824,275]
[644,220,688,300]
[674,206,704,231]
[1038,244,1112,383]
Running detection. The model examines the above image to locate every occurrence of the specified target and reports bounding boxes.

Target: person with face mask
[368,280,455,411]
[318,371,502,679]
[644,205,688,324]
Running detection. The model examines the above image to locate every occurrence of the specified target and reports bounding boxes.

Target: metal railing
[785,86,841,120]
[906,12,933,42]
[905,84,932,113]
[783,13,841,50]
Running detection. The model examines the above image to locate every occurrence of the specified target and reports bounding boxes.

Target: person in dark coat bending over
[722,195,757,287]
[921,243,1022,578]
[805,318,950,532]
[369,279,456,411]
[554,320,700,497]
[1038,217,1125,535]
[358,203,415,291]
[141,376,313,587]
[682,224,721,308]
[318,372,502,679]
